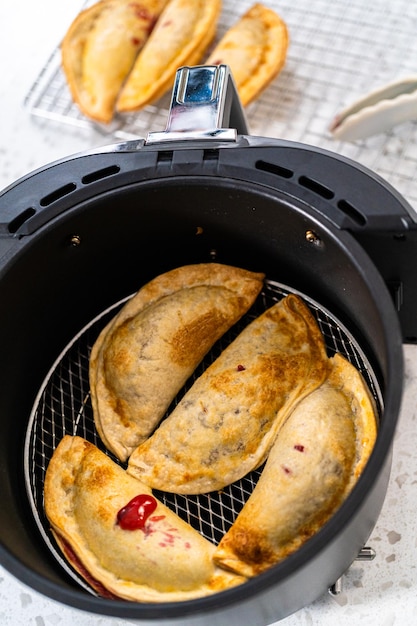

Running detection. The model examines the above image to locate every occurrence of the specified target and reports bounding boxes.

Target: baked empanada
[116,0,221,112]
[44,436,245,601]
[213,353,378,577]
[205,3,289,106]
[127,294,329,494]
[89,263,264,462]
[61,0,169,123]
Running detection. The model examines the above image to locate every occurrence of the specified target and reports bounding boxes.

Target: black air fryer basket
[0,66,416,625]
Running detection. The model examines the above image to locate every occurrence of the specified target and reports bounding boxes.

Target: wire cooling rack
[24,0,417,210]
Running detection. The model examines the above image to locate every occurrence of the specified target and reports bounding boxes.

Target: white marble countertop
[2,1,417,625]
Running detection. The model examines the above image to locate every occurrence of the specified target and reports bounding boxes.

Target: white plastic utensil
[330,75,417,141]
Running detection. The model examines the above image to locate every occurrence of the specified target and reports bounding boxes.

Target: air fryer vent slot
[256,159,294,179]
[298,175,335,200]
[82,165,120,185]
[8,207,36,234]
[337,199,367,226]
[40,182,77,207]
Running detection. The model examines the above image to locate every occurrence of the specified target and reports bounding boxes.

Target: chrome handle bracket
[145,65,249,144]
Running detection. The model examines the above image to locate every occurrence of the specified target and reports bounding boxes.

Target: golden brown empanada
[116,0,221,112]
[213,353,378,577]
[205,3,289,106]
[44,436,245,601]
[89,263,264,462]
[61,0,169,123]
[127,294,330,494]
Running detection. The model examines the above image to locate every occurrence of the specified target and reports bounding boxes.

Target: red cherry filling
[116,494,157,530]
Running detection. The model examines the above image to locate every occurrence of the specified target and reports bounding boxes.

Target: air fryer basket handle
[145,65,249,144]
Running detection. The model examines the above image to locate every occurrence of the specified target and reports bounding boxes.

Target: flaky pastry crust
[44,435,245,601]
[206,3,289,105]
[117,0,222,112]
[89,263,264,462]
[213,353,378,577]
[61,0,169,122]
[127,295,330,493]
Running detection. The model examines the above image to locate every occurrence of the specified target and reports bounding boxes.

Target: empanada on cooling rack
[205,3,289,105]
[61,0,169,123]
[44,436,245,601]
[89,263,264,462]
[213,353,378,577]
[127,294,330,494]
[116,0,221,112]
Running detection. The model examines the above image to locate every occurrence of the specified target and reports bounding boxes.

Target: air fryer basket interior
[24,275,384,595]
[0,173,403,624]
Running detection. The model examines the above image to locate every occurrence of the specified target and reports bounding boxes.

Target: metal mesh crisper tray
[24,279,382,596]
[23,0,417,211]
